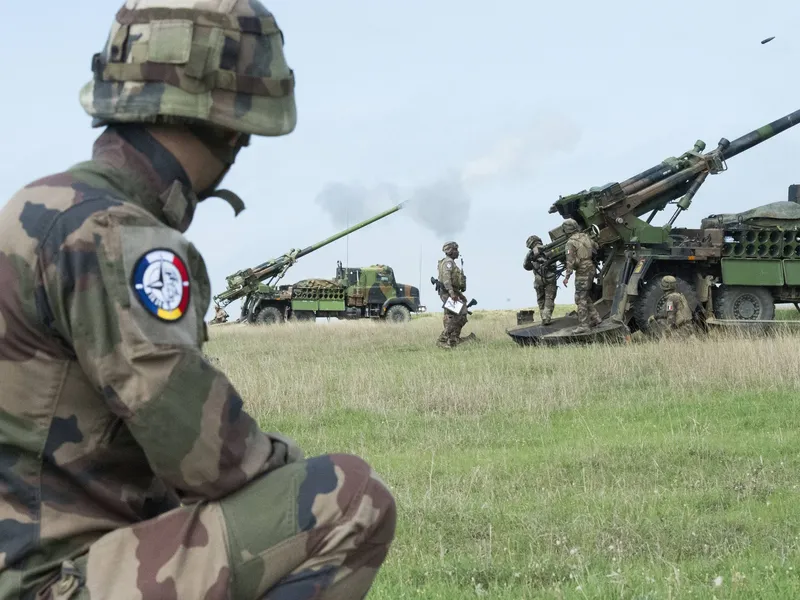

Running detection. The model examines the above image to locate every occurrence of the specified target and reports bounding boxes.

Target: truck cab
[335,261,425,319]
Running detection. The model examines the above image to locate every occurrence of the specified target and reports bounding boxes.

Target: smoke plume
[314,112,582,237]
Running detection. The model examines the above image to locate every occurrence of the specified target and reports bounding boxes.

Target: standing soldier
[523,235,558,325]
[561,218,603,333]
[649,276,694,335]
[436,241,475,348]
[0,2,395,599]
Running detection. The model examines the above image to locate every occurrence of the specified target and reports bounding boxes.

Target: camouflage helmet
[442,241,458,253]
[526,235,542,248]
[562,218,580,234]
[660,275,677,291]
[79,0,296,137]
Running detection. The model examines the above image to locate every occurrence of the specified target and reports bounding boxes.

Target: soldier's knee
[299,454,396,545]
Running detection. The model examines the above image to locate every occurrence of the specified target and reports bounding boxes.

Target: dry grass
[206,309,800,598]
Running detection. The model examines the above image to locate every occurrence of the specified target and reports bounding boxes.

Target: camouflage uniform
[209,303,229,325]
[523,235,557,324]
[562,219,602,332]
[0,2,395,599]
[650,276,693,336]
[436,241,472,348]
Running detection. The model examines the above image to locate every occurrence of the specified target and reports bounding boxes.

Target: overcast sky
[2,1,800,319]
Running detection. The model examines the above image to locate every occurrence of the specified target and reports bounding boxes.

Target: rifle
[430,277,478,314]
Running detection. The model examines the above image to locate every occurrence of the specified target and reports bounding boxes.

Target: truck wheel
[714,285,774,323]
[385,304,411,324]
[633,274,698,333]
[254,306,284,325]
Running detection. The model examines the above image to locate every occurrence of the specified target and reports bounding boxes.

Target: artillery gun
[508,107,800,346]
[212,204,424,324]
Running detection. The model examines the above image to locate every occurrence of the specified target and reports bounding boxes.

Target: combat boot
[459,332,477,344]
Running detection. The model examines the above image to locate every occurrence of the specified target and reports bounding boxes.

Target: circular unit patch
[132,249,191,321]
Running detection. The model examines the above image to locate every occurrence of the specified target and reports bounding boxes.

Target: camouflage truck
[251,260,425,325]
[213,204,425,324]
[507,107,800,346]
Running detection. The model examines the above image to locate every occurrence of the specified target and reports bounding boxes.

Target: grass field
[205,307,800,599]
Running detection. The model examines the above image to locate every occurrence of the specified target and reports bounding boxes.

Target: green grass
[205,307,800,598]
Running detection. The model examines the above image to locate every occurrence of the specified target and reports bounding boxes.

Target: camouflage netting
[702,202,800,228]
[293,278,341,288]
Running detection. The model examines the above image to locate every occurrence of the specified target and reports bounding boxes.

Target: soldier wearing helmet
[209,302,229,325]
[436,241,475,348]
[0,2,395,598]
[523,234,558,325]
[561,218,602,332]
[649,275,693,335]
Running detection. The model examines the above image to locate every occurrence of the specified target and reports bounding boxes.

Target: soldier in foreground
[0,2,395,598]
[436,241,476,348]
[648,276,694,336]
[561,219,602,333]
[523,235,558,325]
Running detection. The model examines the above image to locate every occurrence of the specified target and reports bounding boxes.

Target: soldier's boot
[589,305,602,328]
[541,308,553,325]
[437,340,452,349]
[458,332,477,344]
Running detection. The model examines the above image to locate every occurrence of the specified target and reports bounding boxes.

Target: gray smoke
[314,177,467,238]
[403,172,470,238]
[314,111,582,236]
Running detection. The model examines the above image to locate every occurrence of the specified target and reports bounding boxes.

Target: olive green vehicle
[508,107,800,346]
[213,205,425,325]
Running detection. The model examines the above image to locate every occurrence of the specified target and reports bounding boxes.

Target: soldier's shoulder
[441,259,455,269]
[2,170,121,256]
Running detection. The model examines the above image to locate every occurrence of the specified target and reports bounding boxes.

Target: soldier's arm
[523,250,534,271]
[665,294,677,327]
[563,241,576,278]
[37,203,301,502]
[440,260,457,297]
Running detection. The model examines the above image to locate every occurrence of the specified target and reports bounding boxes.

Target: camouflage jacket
[663,291,692,327]
[437,256,465,300]
[523,245,556,283]
[0,126,299,596]
[564,232,598,278]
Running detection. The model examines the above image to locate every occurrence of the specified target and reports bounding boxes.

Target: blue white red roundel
[132,249,191,321]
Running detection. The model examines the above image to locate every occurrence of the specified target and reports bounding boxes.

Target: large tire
[632,273,699,333]
[714,285,774,322]
[385,304,411,324]
[254,305,284,326]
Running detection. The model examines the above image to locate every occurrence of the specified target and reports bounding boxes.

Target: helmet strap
[186,124,251,215]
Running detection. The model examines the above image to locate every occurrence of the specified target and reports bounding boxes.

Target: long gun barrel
[541,108,800,266]
[214,203,403,306]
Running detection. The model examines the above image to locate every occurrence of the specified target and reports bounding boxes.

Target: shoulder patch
[131,248,191,322]
[445,261,453,269]
[120,224,201,347]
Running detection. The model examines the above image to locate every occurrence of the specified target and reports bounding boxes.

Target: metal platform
[506,315,631,347]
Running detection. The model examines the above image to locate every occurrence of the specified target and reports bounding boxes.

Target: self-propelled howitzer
[213,204,403,312]
[509,107,800,346]
[538,108,800,269]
